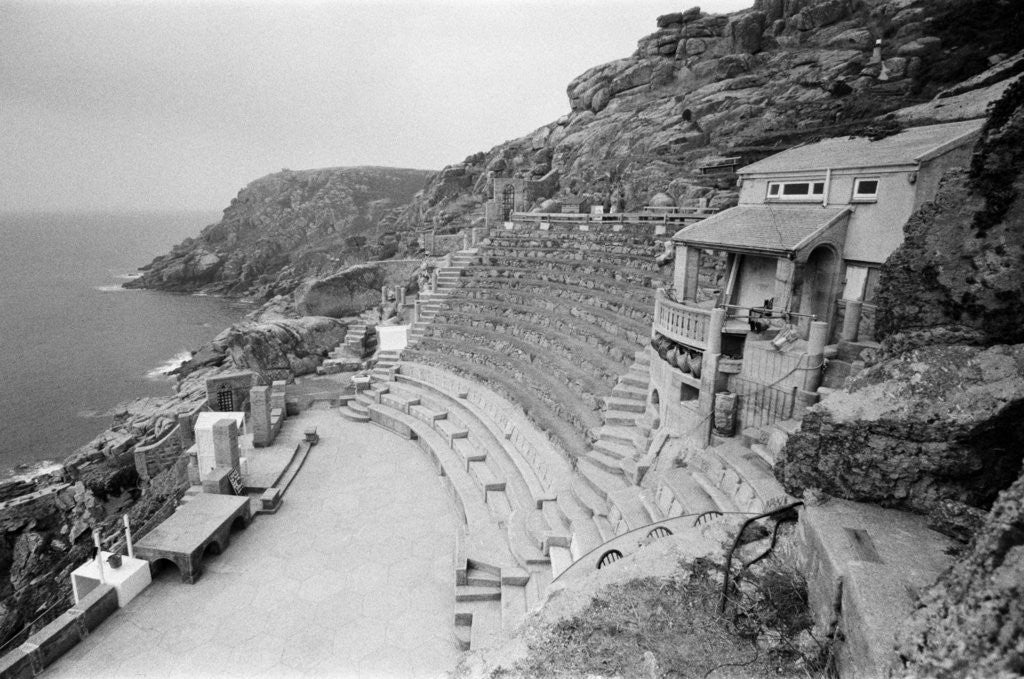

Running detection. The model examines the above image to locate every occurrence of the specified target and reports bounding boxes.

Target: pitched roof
[739,119,984,174]
[673,205,850,255]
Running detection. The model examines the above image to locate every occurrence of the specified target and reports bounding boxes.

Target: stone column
[251,386,272,447]
[177,412,194,449]
[707,307,726,356]
[398,286,406,306]
[413,299,422,324]
[381,285,388,306]
[774,258,796,313]
[212,419,240,470]
[463,230,470,250]
[673,245,701,302]
[841,300,862,342]
[430,271,438,293]
[804,321,829,394]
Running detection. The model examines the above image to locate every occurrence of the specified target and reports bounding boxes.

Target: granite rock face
[896,470,1024,678]
[126,166,432,297]
[394,0,1024,237]
[877,83,1024,352]
[776,343,1024,515]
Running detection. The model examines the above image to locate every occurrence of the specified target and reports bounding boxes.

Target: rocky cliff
[125,166,433,297]
[394,0,1024,235]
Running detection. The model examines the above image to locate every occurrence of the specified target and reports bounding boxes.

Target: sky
[1,0,753,212]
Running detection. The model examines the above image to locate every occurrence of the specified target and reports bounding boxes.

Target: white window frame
[852,177,880,202]
[766,180,826,202]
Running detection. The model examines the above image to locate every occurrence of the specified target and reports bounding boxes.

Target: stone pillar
[471,227,480,246]
[774,258,796,313]
[212,419,240,470]
[673,245,701,302]
[430,271,438,293]
[381,285,388,306]
[413,299,422,324]
[707,308,726,355]
[804,321,829,394]
[841,300,862,342]
[177,412,194,449]
[398,287,406,306]
[270,380,287,414]
[251,386,272,447]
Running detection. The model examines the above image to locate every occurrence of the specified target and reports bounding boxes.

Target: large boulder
[776,343,1024,516]
[217,316,348,377]
[294,264,386,318]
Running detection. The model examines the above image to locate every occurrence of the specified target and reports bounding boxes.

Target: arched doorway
[799,245,840,334]
[501,184,516,220]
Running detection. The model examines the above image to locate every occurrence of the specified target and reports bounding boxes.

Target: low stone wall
[0,584,118,679]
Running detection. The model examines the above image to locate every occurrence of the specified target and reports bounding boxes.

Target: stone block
[212,419,240,469]
[261,488,282,512]
[250,386,272,447]
[0,646,33,679]
[201,466,234,495]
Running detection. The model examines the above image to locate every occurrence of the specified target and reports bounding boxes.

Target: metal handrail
[550,510,759,585]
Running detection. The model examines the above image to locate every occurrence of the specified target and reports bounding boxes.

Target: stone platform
[133,493,252,584]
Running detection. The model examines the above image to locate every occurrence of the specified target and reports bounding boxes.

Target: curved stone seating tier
[430,305,636,383]
[656,467,724,517]
[456,279,656,327]
[439,297,649,356]
[574,458,662,536]
[396,362,605,560]
[451,267,661,309]
[478,246,664,274]
[364,397,524,572]
[469,256,664,290]
[415,326,610,436]
[481,229,663,248]
[402,346,594,461]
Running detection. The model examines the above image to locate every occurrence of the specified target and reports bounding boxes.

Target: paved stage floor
[47,410,461,678]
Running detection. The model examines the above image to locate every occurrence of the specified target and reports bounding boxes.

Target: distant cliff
[125,166,433,297]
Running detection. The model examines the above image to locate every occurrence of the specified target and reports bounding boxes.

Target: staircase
[319,320,378,375]
[408,250,478,345]
[587,349,653,479]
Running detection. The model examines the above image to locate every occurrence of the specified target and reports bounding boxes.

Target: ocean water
[0,212,251,471]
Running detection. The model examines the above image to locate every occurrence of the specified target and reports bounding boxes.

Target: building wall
[734,255,778,308]
[913,144,976,212]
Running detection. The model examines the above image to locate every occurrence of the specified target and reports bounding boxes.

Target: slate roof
[740,119,984,174]
[673,205,850,255]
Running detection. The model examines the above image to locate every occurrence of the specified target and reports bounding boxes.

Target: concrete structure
[204,372,255,413]
[71,553,151,608]
[133,493,252,584]
[193,412,245,483]
[652,120,985,437]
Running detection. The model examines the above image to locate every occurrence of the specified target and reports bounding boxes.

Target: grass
[491,552,834,679]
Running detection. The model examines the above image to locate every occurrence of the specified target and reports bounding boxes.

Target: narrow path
[47,411,460,678]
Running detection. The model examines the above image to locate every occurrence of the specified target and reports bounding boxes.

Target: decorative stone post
[381,285,388,306]
[707,307,726,356]
[841,300,862,342]
[250,386,272,447]
[413,299,422,325]
[673,245,702,302]
[398,286,406,306]
[177,411,194,449]
[774,259,796,314]
[796,320,830,415]
[463,230,470,250]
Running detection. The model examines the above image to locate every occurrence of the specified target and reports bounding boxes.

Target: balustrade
[653,289,712,351]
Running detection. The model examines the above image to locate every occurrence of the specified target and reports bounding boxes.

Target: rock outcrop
[126,166,432,297]
[776,344,1024,520]
[392,0,1024,239]
[895,470,1024,677]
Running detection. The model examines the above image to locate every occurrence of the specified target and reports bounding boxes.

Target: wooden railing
[653,289,711,351]
[509,206,716,228]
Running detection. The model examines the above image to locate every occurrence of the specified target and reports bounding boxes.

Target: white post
[124,514,134,559]
[93,531,106,584]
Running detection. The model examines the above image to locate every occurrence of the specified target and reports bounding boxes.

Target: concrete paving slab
[46,409,461,678]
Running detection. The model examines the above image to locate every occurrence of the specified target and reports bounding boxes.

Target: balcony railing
[654,289,711,351]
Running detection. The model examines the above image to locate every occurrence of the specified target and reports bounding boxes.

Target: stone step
[506,509,550,567]
[569,474,609,518]
[452,437,487,465]
[657,468,721,517]
[592,425,646,448]
[604,411,641,427]
[454,598,503,651]
[611,383,648,401]
[603,396,646,414]
[409,403,447,423]
[486,489,512,522]
[619,371,649,389]
[469,460,506,493]
[577,459,627,502]
[541,499,570,535]
[465,567,500,588]
[455,585,501,603]
[435,418,469,443]
[750,442,775,467]
[338,405,370,423]
[586,450,627,475]
[593,438,635,460]
[688,468,741,513]
[769,419,801,456]
[500,584,529,637]
[634,349,651,366]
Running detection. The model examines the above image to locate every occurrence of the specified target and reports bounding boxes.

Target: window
[766,181,825,201]
[853,178,879,201]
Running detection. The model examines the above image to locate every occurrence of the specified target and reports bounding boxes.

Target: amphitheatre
[1,2,1023,678]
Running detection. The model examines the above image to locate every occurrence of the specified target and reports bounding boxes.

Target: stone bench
[260,487,282,513]
[459,262,664,293]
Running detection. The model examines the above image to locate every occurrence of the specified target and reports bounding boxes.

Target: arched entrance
[799,245,840,334]
[501,184,516,220]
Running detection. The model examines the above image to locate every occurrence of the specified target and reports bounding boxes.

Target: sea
[0,212,252,473]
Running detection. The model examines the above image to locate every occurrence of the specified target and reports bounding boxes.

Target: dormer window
[766,181,825,201]
[852,178,879,201]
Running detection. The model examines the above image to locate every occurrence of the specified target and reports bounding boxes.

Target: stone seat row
[427,305,637,383]
[467,256,662,289]
[481,229,664,248]
[475,246,664,272]
[453,279,656,326]
[447,266,663,305]
[438,297,650,353]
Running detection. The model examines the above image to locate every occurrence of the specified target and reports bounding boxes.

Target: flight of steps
[370,349,401,381]
[587,349,653,480]
[337,391,372,423]
[408,250,478,345]
[319,319,378,375]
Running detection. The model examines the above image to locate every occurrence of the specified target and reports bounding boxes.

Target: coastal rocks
[895,469,1024,677]
[294,263,386,318]
[216,316,347,377]
[775,343,1024,520]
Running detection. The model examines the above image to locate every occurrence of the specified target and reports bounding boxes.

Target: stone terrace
[404,224,671,462]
